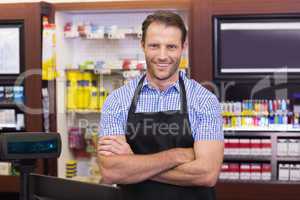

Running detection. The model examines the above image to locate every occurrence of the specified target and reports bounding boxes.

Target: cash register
[0,132,121,200]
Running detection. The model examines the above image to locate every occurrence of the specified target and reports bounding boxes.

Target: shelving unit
[0,2,51,193]
[223,129,300,182]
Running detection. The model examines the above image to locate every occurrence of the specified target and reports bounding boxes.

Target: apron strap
[128,73,188,114]
[128,74,146,115]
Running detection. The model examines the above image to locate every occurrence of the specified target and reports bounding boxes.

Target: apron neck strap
[129,73,188,114]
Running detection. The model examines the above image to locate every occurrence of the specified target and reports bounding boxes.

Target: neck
[146,71,179,91]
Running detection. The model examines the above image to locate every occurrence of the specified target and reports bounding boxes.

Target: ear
[182,41,188,51]
[141,40,146,53]
[141,40,145,49]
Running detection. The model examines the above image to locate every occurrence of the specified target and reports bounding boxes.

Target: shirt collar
[141,71,186,93]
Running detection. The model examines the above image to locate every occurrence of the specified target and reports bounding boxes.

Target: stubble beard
[147,59,180,81]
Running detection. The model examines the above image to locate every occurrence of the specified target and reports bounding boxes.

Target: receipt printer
[0,132,61,161]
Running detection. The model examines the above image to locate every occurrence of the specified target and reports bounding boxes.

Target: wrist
[168,148,188,165]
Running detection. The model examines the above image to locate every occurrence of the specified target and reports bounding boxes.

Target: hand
[97,136,133,156]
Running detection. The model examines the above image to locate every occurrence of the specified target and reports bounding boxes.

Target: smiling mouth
[156,63,170,68]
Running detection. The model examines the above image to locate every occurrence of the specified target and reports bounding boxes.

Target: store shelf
[218,179,300,185]
[0,175,19,192]
[224,127,300,132]
[0,102,25,110]
[277,156,300,162]
[65,68,145,76]
[224,155,271,161]
[224,131,300,137]
[66,110,101,114]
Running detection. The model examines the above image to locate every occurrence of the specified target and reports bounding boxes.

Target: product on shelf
[250,163,261,180]
[64,22,143,40]
[240,163,250,180]
[222,99,298,130]
[290,164,300,181]
[0,86,24,104]
[277,139,288,156]
[64,22,79,38]
[16,113,25,131]
[99,87,108,110]
[228,163,239,180]
[5,87,14,103]
[66,70,107,111]
[89,80,99,110]
[239,138,251,155]
[278,163,290,181]
[277,138,300,156]
[66,70,78,110]
[261,139,272,156]
[250,139,261,155]
[224,137,271,156]
[13,86,24,104]
[261,164,272,180]
[0,162,11,175]
[220,162,271,181]
[0,87,4,102]
[66,160,77,178]
[42,16,57,81]
[68,128,85,150]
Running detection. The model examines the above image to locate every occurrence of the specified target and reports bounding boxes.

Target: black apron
[120,74,215,200]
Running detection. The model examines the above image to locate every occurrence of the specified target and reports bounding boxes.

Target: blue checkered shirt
[99,72,223,141]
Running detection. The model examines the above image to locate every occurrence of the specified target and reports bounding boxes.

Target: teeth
[157,64,169,67]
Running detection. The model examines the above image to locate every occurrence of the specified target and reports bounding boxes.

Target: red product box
[261,139,272,156]
[261,163,272,180]
[220,163,229,179]
[250,139,261,155]
[240,163,251,180]
[239,139,251,155]
[228,163,240,180]
[228,139,240,155]
[250,163,262,180]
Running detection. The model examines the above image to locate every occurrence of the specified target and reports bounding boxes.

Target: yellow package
[42,18,57,80]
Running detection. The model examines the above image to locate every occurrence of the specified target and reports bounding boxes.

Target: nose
[158,47,168,61]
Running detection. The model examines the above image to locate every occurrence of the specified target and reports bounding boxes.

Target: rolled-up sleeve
[192,95,223,141]
[99,92,126,136]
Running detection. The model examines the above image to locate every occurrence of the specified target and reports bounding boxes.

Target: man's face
[142,22,185,81]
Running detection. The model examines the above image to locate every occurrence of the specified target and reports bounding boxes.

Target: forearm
[152,160,218,187]
[99,148,189,184]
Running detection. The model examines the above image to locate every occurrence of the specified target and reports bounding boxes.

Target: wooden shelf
[0,175,19,193]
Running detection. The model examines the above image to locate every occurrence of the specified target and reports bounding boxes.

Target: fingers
[98,136,124,155]
[98,144,123,155]
[98,150,115,156]
[98,136,133,156]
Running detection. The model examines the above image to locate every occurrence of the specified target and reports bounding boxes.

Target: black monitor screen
[214,15,300,79]
[8,139,58,154]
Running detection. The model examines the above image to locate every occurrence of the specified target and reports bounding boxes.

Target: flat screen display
[7,139,58,154]
[0,21,23,75]
[213,15,300,79]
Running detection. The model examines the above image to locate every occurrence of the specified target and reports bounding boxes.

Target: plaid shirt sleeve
[192,94,224,141]
[99,92,126,136]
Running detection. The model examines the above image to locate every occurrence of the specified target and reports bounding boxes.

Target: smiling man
[98,11,224,200]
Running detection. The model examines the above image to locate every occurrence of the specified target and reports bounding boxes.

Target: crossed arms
[97,135,224,187]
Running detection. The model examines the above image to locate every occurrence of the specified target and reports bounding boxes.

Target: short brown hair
[142,10,187,45]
